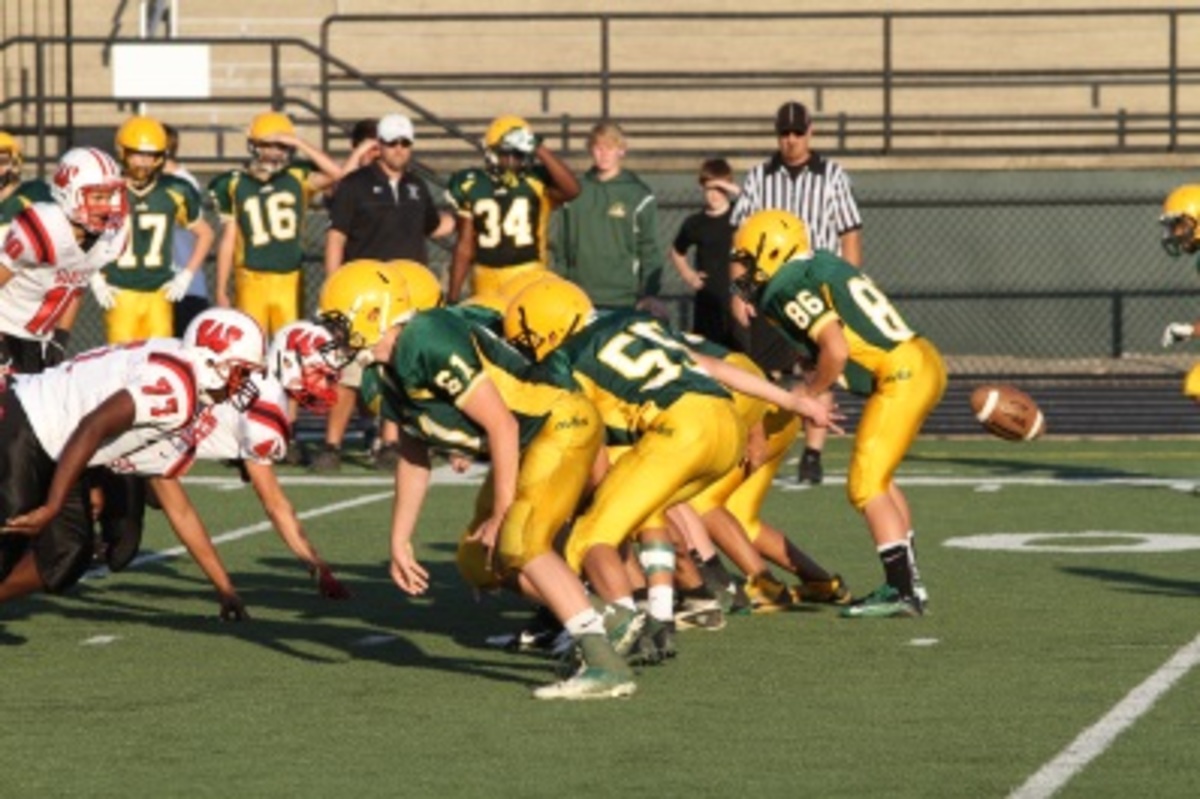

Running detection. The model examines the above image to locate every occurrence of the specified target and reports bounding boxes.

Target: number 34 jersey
[445,166,555,269]
[758,250,920,396]
[12,338,202,466]
[0,201,130,341]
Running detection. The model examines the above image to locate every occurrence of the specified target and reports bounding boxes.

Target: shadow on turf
[1059,565,1200,597]
[6,556,559,688]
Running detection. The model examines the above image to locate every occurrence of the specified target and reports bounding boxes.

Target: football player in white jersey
[0,308,266,619]
[100,320,352,599]
[0,147,129,374]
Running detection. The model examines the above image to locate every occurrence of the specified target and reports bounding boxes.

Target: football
[969,384,1046,441]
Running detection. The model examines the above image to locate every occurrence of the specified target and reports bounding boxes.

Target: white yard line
[1008,632,1200,799]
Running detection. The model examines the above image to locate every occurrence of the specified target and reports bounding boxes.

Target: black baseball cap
[775,101,811,135]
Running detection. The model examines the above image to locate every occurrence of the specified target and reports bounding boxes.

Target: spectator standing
[553,122,663,312]
[668,158,741,348]
[731,101,864,485]
[162,124,211,337]
[317,113,454,472]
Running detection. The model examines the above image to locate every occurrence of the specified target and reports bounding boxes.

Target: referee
[731,100,864,485]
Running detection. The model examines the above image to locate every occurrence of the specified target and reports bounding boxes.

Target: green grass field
[4,438,1200,798]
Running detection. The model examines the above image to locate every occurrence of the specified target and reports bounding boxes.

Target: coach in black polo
[324,113,453,269]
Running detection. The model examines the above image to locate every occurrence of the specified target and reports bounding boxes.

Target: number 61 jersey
[757,250,918,397]
[0,201,129,341]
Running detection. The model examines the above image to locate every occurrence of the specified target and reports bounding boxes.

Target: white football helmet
[182,308,267,410]
[267,321,346,412]
[49,147,128,235]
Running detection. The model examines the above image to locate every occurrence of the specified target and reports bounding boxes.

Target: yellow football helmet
[483,114,535,178]
[1160,184,1200,257]
[318,259,413,352]
[386,260,444,311]
[0,131,21,188]
[503,277,592,362]
[247,111,296,175]
[115,116,167,188]
[731,209,811,297]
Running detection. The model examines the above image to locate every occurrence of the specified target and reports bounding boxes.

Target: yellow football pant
[456,392,601,590]
[725,406,802,542]
[848,337,947,510]
[105,288,173,343]
[1184,363,1200,398]
[564,394,745,573]
[235,268,301,339]
[471,262,544,299]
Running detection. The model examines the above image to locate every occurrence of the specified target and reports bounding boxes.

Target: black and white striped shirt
[730,152,862,255]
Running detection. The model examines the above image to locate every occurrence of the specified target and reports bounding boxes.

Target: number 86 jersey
[757,250,918,397]
[0,201,129,341]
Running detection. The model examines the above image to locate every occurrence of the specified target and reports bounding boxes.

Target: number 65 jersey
[0,201,129,341]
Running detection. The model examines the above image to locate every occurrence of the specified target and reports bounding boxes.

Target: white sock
[648,584,674,622]
[614,596,637,613]
[564,608,606,639]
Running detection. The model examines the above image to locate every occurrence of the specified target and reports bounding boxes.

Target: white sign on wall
[111,43,211,98]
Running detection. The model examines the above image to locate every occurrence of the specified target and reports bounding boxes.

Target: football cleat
[797,449,824,485]
[629,618,677,666]
[674,596,726,631]
[532,665,637,701]
[792,574,853,606]
[840,584,923,619]
[602,605,647,658]
[485,606,565,655]
[744,572,795,614]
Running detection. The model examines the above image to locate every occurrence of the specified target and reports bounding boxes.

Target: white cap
[378,114,415,144]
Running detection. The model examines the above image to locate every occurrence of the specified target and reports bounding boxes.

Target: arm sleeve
[828,164,863,235]
[421,179,441,236]
[327,178,356,235]
[672,214,697,256]
[730,167,762,227]
[635,193,663,298]
[207,173,234,218]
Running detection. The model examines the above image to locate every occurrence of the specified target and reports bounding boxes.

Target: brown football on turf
[969,384,1046,441]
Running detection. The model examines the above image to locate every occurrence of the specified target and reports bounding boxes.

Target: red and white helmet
[182,308,267,410]
[49,147,128,235]
[267,321,344,412]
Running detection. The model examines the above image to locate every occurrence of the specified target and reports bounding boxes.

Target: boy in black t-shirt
[670,158,741,348]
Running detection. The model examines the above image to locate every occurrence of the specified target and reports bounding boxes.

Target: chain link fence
[64,171,1200,383]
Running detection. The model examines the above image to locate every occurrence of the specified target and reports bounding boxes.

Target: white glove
[1161,322,1194,348]
[162,269,195,303]
[89,272,117,310]
[502,127,538,155]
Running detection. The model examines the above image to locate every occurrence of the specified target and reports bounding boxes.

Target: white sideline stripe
[180,473,1197,490]
[1008,632,1200,799]
[85,491,394,579]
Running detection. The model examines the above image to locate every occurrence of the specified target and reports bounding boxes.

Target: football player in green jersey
[319,260,636,701]
[445,115,579,303]
[0,132,53,241]
[209,111,343,337]
[504,276,835,655]
[731,209,947,618]
[92,115,214,343]
[1157,184,1200,402]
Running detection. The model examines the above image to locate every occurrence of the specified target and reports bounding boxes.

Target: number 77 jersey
[758,250,918,396]
[0,201,130,341]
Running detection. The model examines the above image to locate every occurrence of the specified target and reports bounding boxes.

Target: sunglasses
[380,138,412,149]
[777,129,808,138]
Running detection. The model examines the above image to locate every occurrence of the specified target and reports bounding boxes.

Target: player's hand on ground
[218,592,249,622]
[390,543,430,596]
[313,563,351,599]
[3,504,56,536]
[162,270,194,302]
[1161,322,1194,348]
[89,272,117,310]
